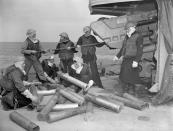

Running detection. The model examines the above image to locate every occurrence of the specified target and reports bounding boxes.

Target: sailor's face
[84,30,91,37]
[73,61,80,69]
[60,36,66,41]
[17,61,25,70]
[49,59,54,64]
[29,32,36,39]
[60,36,63,40]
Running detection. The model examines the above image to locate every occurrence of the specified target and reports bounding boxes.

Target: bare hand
[113,56,119,61]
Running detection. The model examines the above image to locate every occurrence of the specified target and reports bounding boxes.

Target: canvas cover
[152,0,173,105]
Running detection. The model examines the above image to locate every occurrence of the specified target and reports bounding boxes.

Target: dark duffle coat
[76,35,104,88]
[54,40,77,75]
[0,65,31,109]
[117,31,143,85]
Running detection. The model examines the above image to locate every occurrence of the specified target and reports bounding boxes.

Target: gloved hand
[71,64,82,74]
[132,61,138,68]
[76,66,83,74]
[87,80,94,88]
[44,72,48,78]
[84,80,94,93]
[22,89,33,98]
[113,56,119,61]
[22,89,39,104]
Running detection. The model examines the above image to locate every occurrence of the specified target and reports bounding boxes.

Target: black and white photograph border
[0,0,173,131]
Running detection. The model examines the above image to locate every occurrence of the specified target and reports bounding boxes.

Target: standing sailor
[76,26,105,88]
[113,21,143,95]
[54,32,77,76]
[21,29,47,83]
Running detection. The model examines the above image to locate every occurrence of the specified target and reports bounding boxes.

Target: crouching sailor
[71,56,94,93]
[41,55,59,84]
[54,32,77,76]
[0,56,39,110]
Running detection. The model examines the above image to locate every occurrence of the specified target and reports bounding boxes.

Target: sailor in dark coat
[76,26,105,88]
[114,21,143,94]
[54,32,77,76]
[0,57,39,110]
[71,56,94,93]
[21,29,47,83]
[41,55,59,84]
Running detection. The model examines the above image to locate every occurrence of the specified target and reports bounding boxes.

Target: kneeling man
[71,56,94,93]
[0,56,39,110]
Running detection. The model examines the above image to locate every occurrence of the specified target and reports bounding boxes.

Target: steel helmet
[26,29,36,36]
[83,26,91,33]
[59,32,69,38]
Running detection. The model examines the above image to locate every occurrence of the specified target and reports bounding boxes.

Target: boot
[1,98,13,111]
[27,103,36,111]
[123,86,129,93]
[135,84,148,97]
[128,84,135,96]
[119,81,129,93]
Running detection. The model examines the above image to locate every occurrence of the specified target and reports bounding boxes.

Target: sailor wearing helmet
[54,32,77,76]
[76,26,105,88]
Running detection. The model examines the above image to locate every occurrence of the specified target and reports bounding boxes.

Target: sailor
[21,29,48,83]
[41,55,59,84]
[0,56,39,110]
[54,32,77,76]
[113,21,143,95]
[71,56,94,93]
[76,26,105,88]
